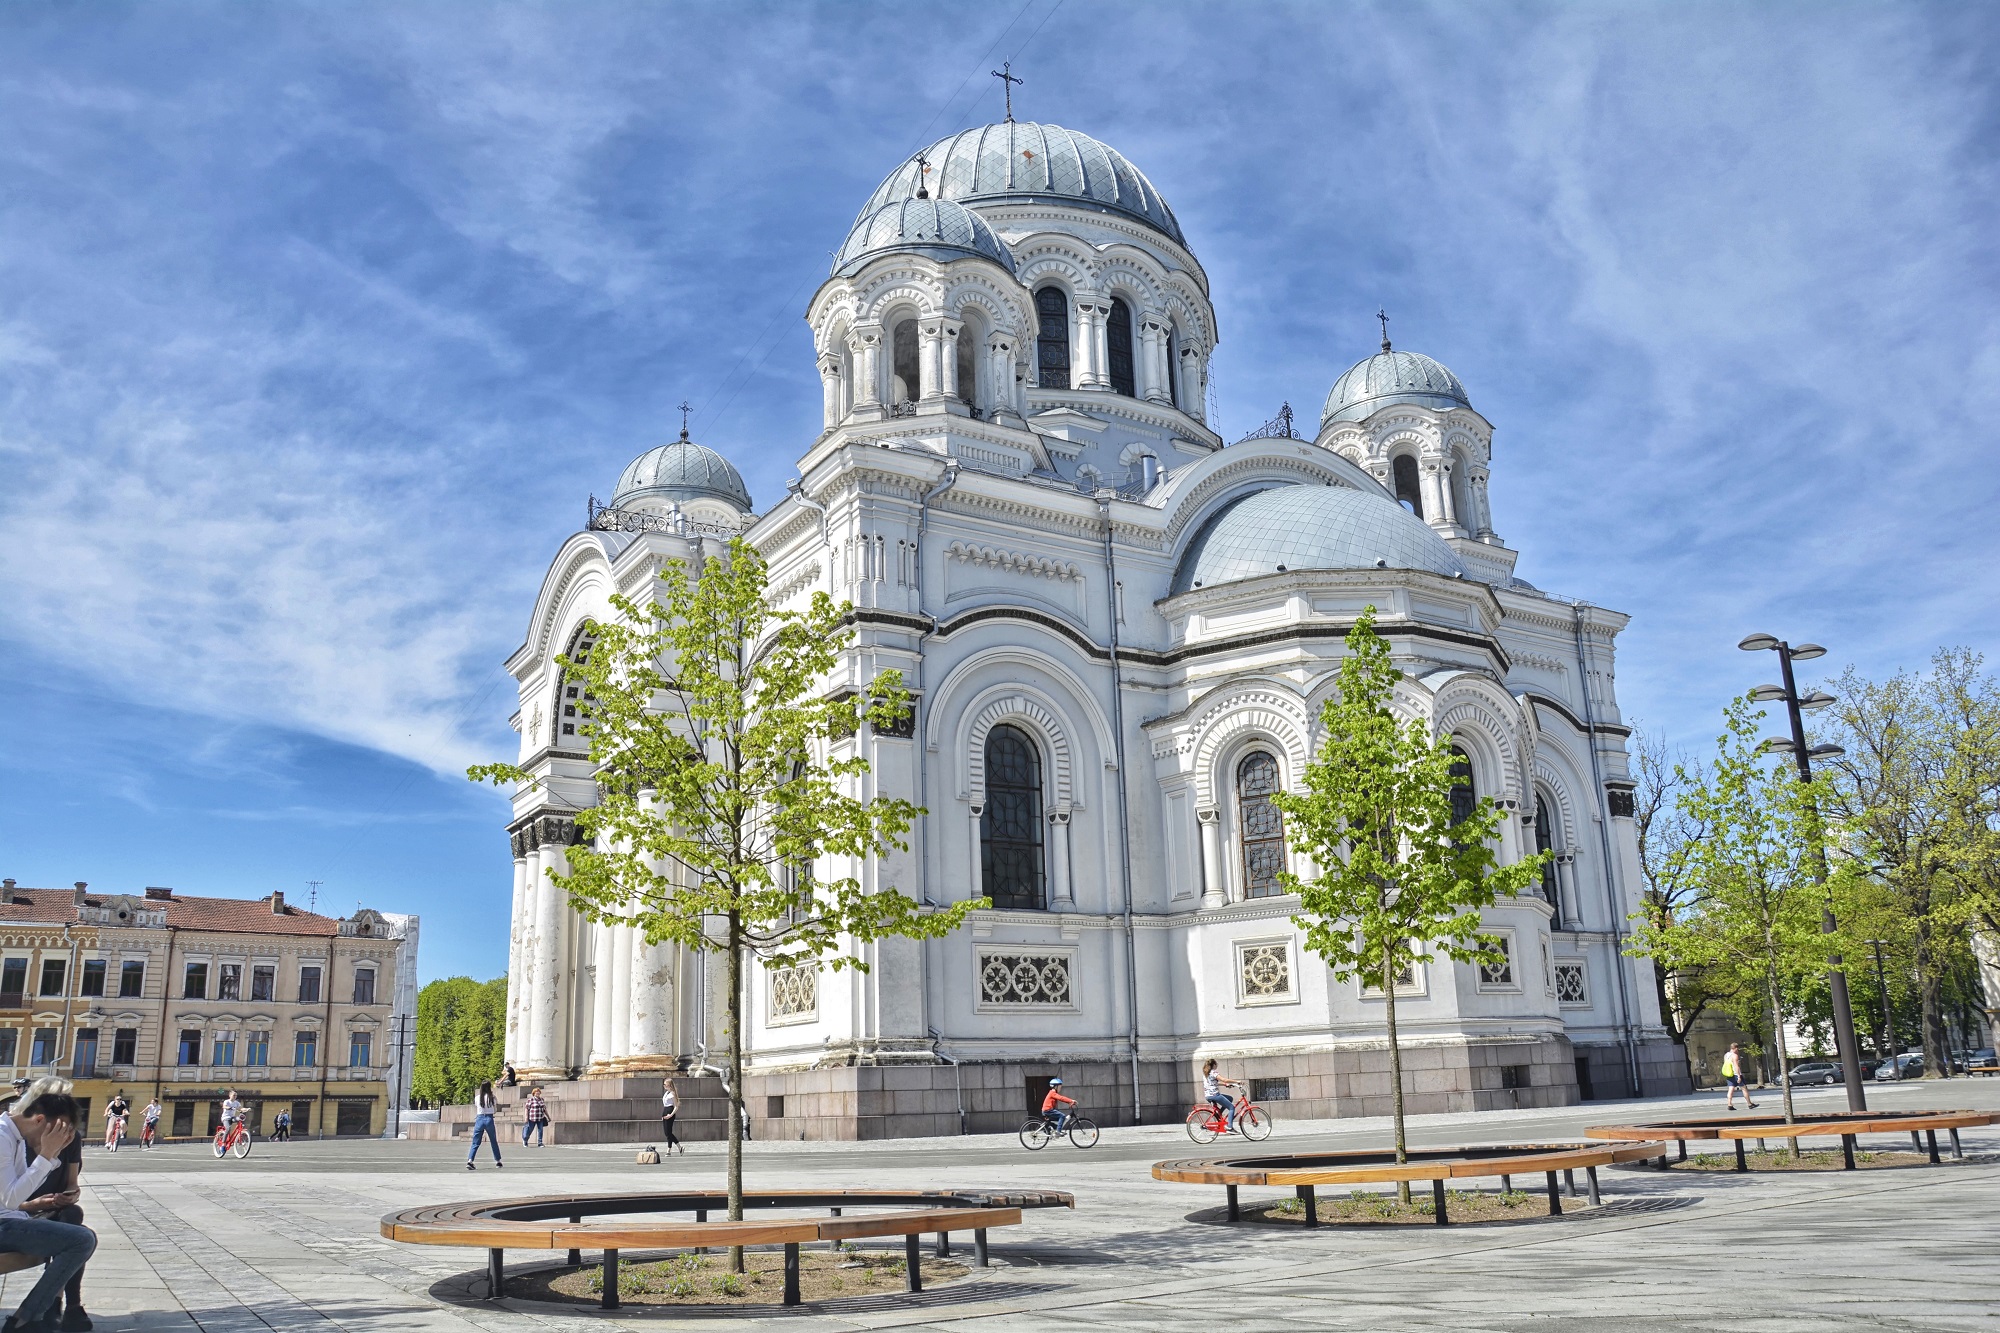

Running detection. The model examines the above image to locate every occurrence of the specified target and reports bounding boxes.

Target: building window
[29,1029,57,1066]
[213,1030,237,1067]
[294,1031,318,1068]
[352,968,376,1006]
[1107,297,1136,397]
[890,317,920,405]
[79,960,106,998]
[251,965,275,1002]
[557,624,600,739]
[177,1029,202,1066]
[1449,748,1476,827]
[112,1028,138,1065]
[290,1099,313,1136]
[1478,935,1516,989]
[955,316,979,407]
[349,1032,372,1069]
[38,959,65,997]
[71,1028,98,1077]
[298,965,322,1005]
[1236,939,1296,1006]
[0,1029,18,1066]
[767,965,819,1025]
[118,960,145,997]
[217,963,241,1001]
[1534,794,1561,910]
[1392,454,1423,516]
[1164,326,1179,407]
[1034,286,1070,389]
[1236,752,1286,898]
[172,1102,194,1137]
[977,950,1073,1007]
[0,959,25,1006]
[183,962,208,1000]
[246,1031,270,1066]
[980,724,1046,910]
[1250,1077,1291,1102]
[1555,961,1590,1006]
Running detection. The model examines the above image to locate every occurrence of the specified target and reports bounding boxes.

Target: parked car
[1875,1052,1926,1080]
[1782,1061,1843,1086]
[1969,1048,1997,1074]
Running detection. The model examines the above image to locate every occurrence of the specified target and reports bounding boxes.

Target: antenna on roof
[1377,308,1392,353]
[306,879,322,914]
[678,400,692,440]
[991,62,1023,123]
[914,151,932,199]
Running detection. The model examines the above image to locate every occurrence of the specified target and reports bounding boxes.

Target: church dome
[612,434,752,512]
[1171,485,1466,594]
[833,197,1016,276]
[859,122,1184,247]
[1321,348,1470,427]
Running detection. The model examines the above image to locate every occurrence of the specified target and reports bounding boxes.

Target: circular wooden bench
[1584,1110,1998,1172]
[380,1188,1074,1309]
[1152,1142,1666,1227]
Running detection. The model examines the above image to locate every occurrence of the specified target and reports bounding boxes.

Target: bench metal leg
[1431,1178,1449,1225]
[1545,1171,1561,1216]
[1565,1168,1577,1196]
[695,1208,706,1255]
[1926,1130,1940,1164]
[1734,1139,1748,1172]
[973,1228,989,1268]
[601,1249,619,1310]
[1500,1174,1511,1193]
[1225,1184,1239,1222]
[1296,1184,1317,1228]
[935,1231,949,1258]
[783,1242,800,1307]
[1586,1166,1600,1206]
[486,1249,504,1301]
[567,1214,581,1267]
[1842,1135,1856,1171]
[904,1233,922,1292]
[829,1206,842,1256]
[1950,1128,1964,1159]
[1911,1131,1923,1152]
[1678,1141,1688,1162]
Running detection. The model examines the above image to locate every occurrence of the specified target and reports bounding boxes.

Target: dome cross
[1377,308,1392,352]
[678,400,691,440]
[991,62,1023,123]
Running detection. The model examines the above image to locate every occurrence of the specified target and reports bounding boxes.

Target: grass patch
[1247,1187,1585,1226]
[543,1247,969,1306]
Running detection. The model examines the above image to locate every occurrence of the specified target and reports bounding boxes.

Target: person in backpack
[466,1083,503,1171]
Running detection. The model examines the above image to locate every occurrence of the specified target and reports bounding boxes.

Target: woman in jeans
[466,1083,503,1171]
[520,1087,548,1147]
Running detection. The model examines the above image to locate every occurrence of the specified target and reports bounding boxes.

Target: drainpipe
[1571,603,1641,1096]
[318,940,336,1139]
[928,1027,966,1136]
[153,926,177,1120]
[911,462,959,1076]
[1097,494,1144,1126]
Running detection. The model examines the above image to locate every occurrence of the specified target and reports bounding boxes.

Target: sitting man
[1040,1078,1076,1135]
[0,1080,96,1333]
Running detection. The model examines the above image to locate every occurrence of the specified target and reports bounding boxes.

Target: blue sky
[3,2,1996,984]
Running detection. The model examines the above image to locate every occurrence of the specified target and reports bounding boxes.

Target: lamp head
[1757,737,1797,755]
[1798,690,1837,712]
[1789,643,1827,661]
[1749,684,1789,702]
[1738,633,1780,652]
[1807,742,1845,759]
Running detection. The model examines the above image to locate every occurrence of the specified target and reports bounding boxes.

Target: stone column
[967,803,985,902]
[1180,345,1206,421]
[588,919,617,1074]
[985,333,1018,422]
[1138,313,1170,404]
[522,841,572,1078]
[504,851,529,1061]
[848,325,884,420]
[818,352,844,431]
[1197,808,1227,908]
[624,933,676,1073]
[1419,458,1448,528]
[608,922,634,1068]
[919,318,944,402]
[1074,299,1110,390]
[1046,809,1075,912]
[1469,465,1495,538]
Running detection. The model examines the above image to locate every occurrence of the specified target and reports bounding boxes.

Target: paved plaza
[37,1079,2000,1331]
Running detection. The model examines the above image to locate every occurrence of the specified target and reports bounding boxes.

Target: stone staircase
[405,1075,731,1146]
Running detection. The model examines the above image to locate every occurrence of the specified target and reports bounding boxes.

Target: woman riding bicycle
[1201,1060,1240,1131]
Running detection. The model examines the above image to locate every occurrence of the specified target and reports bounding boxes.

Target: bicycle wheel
[212,1129,229,1158]
[1068,1118,1099,1148]
[1185,1108,1219,1144]
[1236,1103,1274,1141]
[1018,1118,1051,1151]
[232,1129,253,1159]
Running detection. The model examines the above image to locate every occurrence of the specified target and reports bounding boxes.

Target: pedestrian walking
[520,1087,548,1147]
[1721,1043,1758,1109]
[0,1078,97,1333]
[140,1099,161,1150]
[466,1082,503,1171]
[272,1109,291,1142]
[660,1080,681,1155]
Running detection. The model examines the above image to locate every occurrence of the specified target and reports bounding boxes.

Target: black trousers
[661,1113,678,1149]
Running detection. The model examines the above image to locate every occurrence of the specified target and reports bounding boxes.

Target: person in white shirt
[660,1081,681,1155]
[219,1091,244,1129]
[0,1086,96,1333]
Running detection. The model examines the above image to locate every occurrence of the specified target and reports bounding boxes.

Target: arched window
[981,725,1046,910]
[1034,287,1070,390]
[555,623,599,742]
[956,317,979,408]
[1534,794,1560,911]
[1164,326,1179,408]
[1392,455,1423,517]
[1448,748,1476,827]
[891,318,920,405]
[1236,752,1286,899]
[1107,297,1136,397]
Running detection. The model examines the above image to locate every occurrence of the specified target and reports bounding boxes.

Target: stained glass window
[1237,752,1286,899]
[1449,748,1476,828]
[981,725,1046,910]
[1035,288,1070,390]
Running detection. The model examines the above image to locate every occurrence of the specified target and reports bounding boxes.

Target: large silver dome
[834,197,1016,276]
[1172,486,1466,594]
[859,122,1184,246]
[1322,349,1470,427]
[612,435,752,512]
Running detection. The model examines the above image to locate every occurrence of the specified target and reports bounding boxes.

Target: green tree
[471,536,979,1267]
[413,975,507,1105]
[1272,607,1545,1197]
[1631,728,1735,1044]
[1628,696,1831,1126]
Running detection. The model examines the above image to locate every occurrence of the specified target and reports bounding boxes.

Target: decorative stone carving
[1236,940,1293,1005]
[977,951,1073,1007]
[767,965,818,1024]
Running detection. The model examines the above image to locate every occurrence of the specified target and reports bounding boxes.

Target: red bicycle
[212,1120,254,1159]
[1185,1092,1273,1143]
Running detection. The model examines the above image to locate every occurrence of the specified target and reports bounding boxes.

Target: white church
[497,119,1691,1138]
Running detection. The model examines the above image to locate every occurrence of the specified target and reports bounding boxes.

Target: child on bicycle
[141,1098,161,1149]
[1040,1078,1076,1135]
[1201,1060,1240,1131]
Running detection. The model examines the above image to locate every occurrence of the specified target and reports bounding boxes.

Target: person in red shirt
[1040,1078,1076,1135]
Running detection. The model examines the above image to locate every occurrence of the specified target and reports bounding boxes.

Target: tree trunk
[725,911,746,1273]
[1912,920,1949,1078]
[1767,963,1797,1154]
[1383,951,1410,1205]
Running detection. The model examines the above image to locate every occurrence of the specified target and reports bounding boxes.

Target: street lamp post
[1739,633,1867,1110]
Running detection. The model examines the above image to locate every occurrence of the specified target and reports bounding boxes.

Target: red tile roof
[0,886,343,935]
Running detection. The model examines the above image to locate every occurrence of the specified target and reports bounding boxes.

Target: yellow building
[0,879,415,1138]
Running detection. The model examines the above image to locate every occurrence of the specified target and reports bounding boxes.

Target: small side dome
[1322,349,1469,427]
[1172,486,1466,594]
[612,433,752,512]
[834,197,1016,276]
